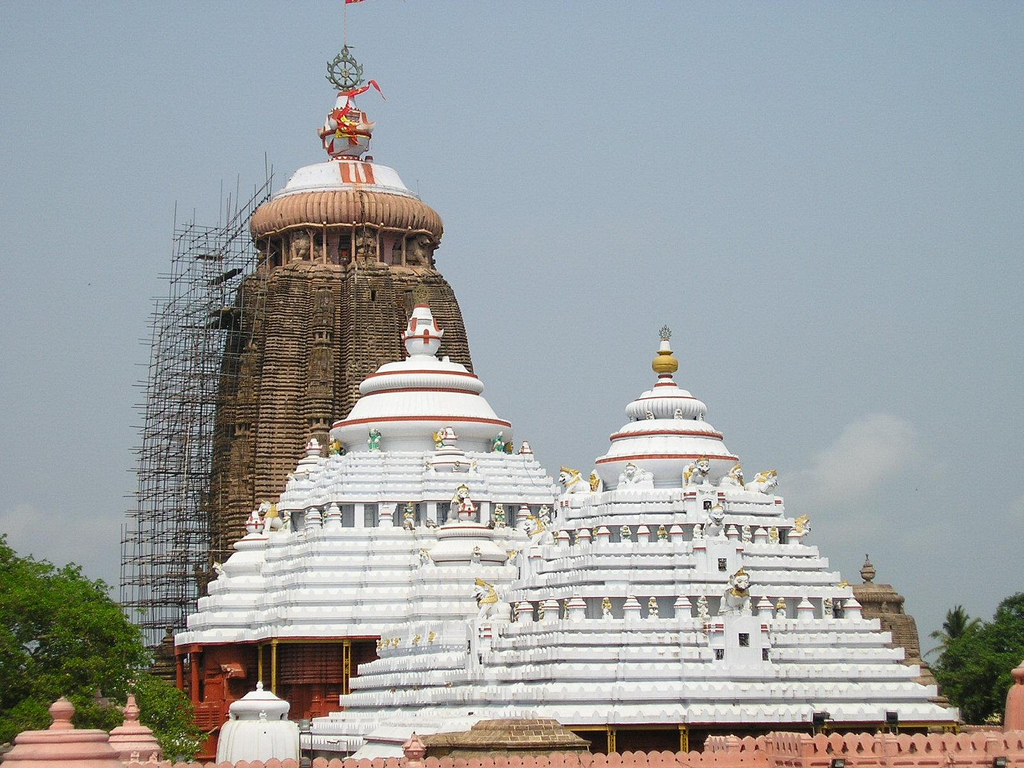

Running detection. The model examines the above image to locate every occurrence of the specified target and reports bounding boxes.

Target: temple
[206,45,474,565]
[177,303,557,759]
[175,44,956,763]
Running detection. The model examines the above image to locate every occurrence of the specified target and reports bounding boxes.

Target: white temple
[181,317,956,757]
[176,305,557,741]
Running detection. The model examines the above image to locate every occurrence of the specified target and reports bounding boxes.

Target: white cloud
[789,413,920,512]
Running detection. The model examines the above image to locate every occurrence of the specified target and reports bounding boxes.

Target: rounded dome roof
[250,159,443,239]
[331,305,511,452]
[595,330,737,489]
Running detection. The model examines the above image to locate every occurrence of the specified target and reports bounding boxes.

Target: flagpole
[343,0,347,45]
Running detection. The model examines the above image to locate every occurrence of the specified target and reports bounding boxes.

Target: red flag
[345,0,365,4]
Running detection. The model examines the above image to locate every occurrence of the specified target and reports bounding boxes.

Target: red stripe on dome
[595,453,739,464]
[637,393,697,399]
[363,369,480,380]
[333,415,512,429]
[362,387,481,397]
[609,429,724,440]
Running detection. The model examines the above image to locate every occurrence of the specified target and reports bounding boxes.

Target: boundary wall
[124,730,1024,768]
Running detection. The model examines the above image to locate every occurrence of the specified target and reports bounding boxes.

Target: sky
[1,2,1021,653]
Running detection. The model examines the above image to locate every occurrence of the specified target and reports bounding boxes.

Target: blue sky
[1,2,1021,650]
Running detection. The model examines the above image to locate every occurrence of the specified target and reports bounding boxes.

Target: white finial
[402,305,444,358]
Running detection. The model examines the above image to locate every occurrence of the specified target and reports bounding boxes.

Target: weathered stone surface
[207,259,472,564]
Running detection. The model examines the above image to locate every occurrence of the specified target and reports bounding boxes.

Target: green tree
[926,605,982,658]
[0,535,201,758]
[931,593,1024,724]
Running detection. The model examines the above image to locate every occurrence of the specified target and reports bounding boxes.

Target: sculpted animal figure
[793,514,810,535]
[618,462,654,488]
[720,463,745,488]
[683,456,712,486]
[744,469,778,494]
[473,578,511,621]
[523,513,555,546]
[705,504,726,539]
[720,568,752,615]
[558,467,589,495]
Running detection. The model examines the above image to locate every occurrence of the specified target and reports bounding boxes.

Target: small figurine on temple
[601,596,613,618]
[329,438,344,456]
[620,525,633,541]
[368,428,382,451]
[741,524,752,543]
[491,431,506,453]
[769,526,780,544]
[697,595,710,620]
[492,504,507,529]
[647,597,659,618]
[657,524,669,542]
[402,502,416,530]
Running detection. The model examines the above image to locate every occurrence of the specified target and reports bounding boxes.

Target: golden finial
[652,325,679,375]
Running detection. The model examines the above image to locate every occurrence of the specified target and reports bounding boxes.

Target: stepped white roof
[309,329,955,756]
[177,305,558,647]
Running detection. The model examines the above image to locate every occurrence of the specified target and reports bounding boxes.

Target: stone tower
[207,47,473,562]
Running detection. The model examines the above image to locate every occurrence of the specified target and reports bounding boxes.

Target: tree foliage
[931,593,1024,724]
[0,535,201,757]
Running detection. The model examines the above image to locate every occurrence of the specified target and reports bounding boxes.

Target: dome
[595,328,737,489]
[250,161,444,239]
[331,304,511,453]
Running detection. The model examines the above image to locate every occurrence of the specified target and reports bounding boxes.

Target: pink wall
[124,730,1024,768]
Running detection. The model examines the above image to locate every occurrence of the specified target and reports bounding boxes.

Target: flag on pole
[345,0,366,4]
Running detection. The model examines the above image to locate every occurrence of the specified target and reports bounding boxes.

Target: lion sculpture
[683,456,712,486]
[705,504,727,539]
[558,466,590,495]
[744,469,778,494]
[473,578,511,622]
[618,462,654,489]
[522,513,555,546]
[720,568,752,615]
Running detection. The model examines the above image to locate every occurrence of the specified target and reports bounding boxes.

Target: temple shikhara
[132,42,960,763]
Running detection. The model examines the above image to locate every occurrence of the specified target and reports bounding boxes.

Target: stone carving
[647,597,659,618]
[705,504,726,539]
[354,227,377,262]
[402,502,416,530]
[693,523,704,540]
[523,513,555,545]
[823,597,834,618]
[620,525,633,541]
[473,578,511,622]
[618,462,654,488]
[368,428,382,451]
[417,548,433,567]
[449,484,476,521]
[793,514,810,536]
[290,231,312,262]
[491,432,507,453]
[720,568,752,615]
[589,471,602,492]
[741,524,752,543]
[492,504,506,528]
[720,463,745,488]
[261,502,290,534]
[405,232,436,267]
[745,469,778,493]
[697,595,710,620]
[657,524,669,541]
[601,597,613,618]
[769,526,780,544]
[683,456,712,486]
[558,466,589,494]
[328,439,343,456]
